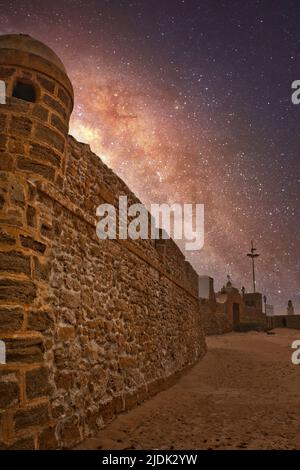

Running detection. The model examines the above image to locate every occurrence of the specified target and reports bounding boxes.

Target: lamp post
[247,240,260,293]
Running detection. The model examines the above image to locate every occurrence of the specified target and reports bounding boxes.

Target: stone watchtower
[0,34,73,449]
[0,34,73,181]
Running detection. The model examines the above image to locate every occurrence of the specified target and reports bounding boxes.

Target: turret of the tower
[0,34,73,185]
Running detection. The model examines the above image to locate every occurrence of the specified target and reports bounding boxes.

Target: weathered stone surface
[29,142,61,168]
[0,371,19,407]
[35,122,65,153]
[8,136,24,153]
[0,411,4,439]
[0,114,7,129]
[0,229,16,245]
[28,310,53,332]
[0,193,5,210]
[98,397,124,423]
[0,278,36,302]
[0,135,7,151]
[57,87,71,108]
[10,116,32,136]
[55,371,73,390]
[11,180,25,206]
[0,436,35,450]
[37,75,56,93]
[124,391,138,410]
[44,168,206,444]
[26,205,36,227]
[5,98,31,115]
[58,415,82,448]
[52,404,64,419]
[0,306,23,330]
[51,113,68,135]
[17,156,55,181]
[0,152,13,171]
[33,256,51,281]
[32,104,49,121]
[0,250,31,275]
[14,403,49,432]
[6,337,44,363]
[41,222,53,239]
[0,66,16,79]
[43,94,67,120]
[20,235,46,253]
[26,367,52,399]
[57,325,76,341]
[0,216,22,227]
[38,426,58,450]
[59,290,81,308]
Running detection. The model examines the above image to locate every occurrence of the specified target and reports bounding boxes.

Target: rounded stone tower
[0,34,73,185]
[0,35,73,449]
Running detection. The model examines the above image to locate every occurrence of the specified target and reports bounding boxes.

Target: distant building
[198,275,215,301]
[244,292,263,311]
[202,277,267,334]
[287,300,295,315]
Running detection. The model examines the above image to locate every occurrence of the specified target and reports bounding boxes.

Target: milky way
[1,0,299,312]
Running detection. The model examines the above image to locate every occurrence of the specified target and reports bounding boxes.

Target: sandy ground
[76,329,300,450]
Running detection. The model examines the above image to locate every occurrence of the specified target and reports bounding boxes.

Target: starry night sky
[1,0,299,313]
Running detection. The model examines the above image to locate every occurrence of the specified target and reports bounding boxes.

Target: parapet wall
[267,315,300,330]
[63,137,199,296]
[242,306,266,324]
[45,138,206,447]
[201,300,232,336]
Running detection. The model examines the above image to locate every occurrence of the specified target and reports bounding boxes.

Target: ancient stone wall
[201,300,232,336]
[0,48,206,449]
[267,315,300,330]
[241,306,267,325]
[42,138,206,448]
[202,290,267,335]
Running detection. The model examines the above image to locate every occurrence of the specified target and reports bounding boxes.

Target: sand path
[76,329,300,450]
